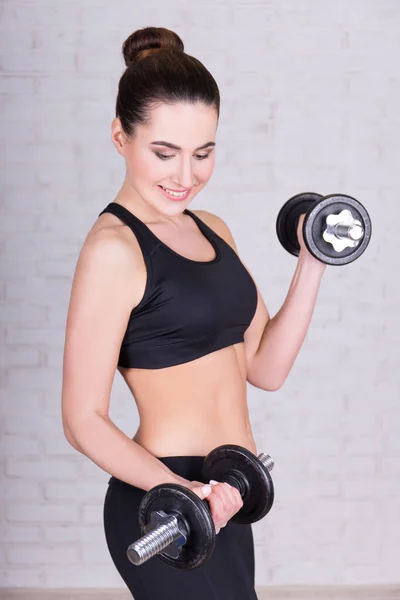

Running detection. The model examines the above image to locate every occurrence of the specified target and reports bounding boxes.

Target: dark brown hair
[116,27,220,136]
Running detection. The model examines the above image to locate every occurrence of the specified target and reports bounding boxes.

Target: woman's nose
[176,158,195,189]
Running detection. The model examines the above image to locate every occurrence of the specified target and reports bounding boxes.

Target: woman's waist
[132,369,248,418]
[136,390,250,435]
[133,419,257,458]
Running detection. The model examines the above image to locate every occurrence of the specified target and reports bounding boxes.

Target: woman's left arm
[198,211,326,391]
[245,248,326,391]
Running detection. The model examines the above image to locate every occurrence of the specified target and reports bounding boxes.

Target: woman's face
[112,101,218,216]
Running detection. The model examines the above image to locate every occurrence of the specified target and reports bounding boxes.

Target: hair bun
[122,27,184,66]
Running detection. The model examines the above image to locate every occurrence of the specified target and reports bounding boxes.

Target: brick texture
[1,0,399,590]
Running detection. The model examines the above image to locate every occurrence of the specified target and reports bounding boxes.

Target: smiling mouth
[159,186,190,198]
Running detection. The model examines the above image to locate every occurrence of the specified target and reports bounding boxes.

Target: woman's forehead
[143,102,218,138]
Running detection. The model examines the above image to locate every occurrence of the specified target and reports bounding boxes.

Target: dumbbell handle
[127,513,184,566]
[127,453,274,566]
[334,222,364,241]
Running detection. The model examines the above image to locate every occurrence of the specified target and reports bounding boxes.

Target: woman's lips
[158,185,190,201]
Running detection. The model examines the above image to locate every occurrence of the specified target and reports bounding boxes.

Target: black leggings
[103,455,258,599]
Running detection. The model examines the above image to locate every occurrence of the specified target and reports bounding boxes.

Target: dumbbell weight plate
[276,193,324,257]
[202,444,274,525]
[303,194,372,265]
[138,484,215,570]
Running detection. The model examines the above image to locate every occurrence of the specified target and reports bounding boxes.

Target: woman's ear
[111,117,128,157]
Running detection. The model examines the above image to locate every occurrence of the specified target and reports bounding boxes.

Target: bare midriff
[120,342,257,458]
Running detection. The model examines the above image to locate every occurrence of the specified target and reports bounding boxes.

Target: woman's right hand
[182,480,243,534]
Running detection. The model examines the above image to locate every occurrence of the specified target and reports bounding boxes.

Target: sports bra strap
[99,202,160,258]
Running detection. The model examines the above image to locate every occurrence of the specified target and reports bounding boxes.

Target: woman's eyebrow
[150,141,216,151]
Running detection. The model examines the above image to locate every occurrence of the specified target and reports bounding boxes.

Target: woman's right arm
[62,227,188,492]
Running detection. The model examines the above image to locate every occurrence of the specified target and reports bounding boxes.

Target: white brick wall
[1,0,399,590]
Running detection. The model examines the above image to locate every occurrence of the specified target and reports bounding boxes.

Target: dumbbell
[276,192,372,265]
[126,445,275,571]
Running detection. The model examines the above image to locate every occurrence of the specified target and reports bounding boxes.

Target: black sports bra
[99,202,258,369]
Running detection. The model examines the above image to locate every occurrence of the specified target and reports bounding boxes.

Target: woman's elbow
[247,371,286,392]
[64,429,82,452]
[62,416,84,453]
[264,381,284,392]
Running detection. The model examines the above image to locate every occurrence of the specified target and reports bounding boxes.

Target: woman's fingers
[188,479,244,533]
[211,480,243,512]
[207,480,243,533]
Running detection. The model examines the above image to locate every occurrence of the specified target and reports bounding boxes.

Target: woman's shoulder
[82,210,145,268]
[71,216,147,314]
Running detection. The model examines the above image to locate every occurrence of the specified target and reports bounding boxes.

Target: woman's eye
[155,152,211,161]
[155,152,173,160]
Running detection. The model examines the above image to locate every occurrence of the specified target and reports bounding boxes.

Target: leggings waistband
[108,455,206,489]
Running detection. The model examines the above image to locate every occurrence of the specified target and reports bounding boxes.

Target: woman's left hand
[296,215,327,269]
[296,214,307,253]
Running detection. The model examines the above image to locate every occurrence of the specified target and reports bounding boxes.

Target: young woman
[62,27,326,599]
